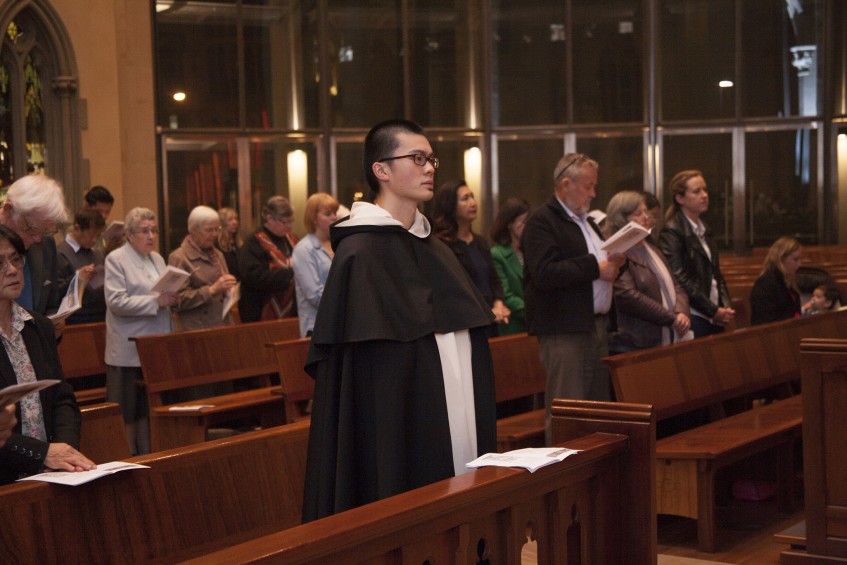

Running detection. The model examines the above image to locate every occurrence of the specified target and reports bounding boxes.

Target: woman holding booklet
[0,225,94,484]
[606,191,692,352]
[104,207,178,455]
[168,205,237,331]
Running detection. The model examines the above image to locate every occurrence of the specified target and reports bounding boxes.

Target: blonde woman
[292,193,339,337]
[750,237,802,325]
[216,207,242,280]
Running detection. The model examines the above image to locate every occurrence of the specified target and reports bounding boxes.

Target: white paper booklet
[49,271,83,322]
[600,220,650,255]
[18,461,150,486]
[587,209,607,224]
[0,379,59,409]
[222,282,240,319]
[466,446,581,473]
[151,266,190,294]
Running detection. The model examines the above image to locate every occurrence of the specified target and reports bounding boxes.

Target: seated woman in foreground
[0,225,94,484]
[750,237,802,326]
[606,191,692,352]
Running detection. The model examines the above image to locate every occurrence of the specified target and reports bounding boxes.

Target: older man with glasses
[521,153,626,445]
[0,175,68,320]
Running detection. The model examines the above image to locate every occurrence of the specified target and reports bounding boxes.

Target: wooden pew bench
[133,318,301,451]
[604,309,847,552]
[489,333,547,452]
[79,402,132,463]
[0,420,310,564]
[179,400,656,565]
[57,322,107,405]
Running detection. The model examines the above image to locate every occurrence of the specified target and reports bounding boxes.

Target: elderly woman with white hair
[105,207,179,455]
[168,205,237,331]
[606,191,692,352]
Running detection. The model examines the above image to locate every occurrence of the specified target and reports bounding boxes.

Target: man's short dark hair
[642,191,660,211]
[84,185,114,206]
[363,119,426,194]
[75,207,107,231]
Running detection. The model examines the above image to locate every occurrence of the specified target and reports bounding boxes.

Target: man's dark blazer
[26,237,61,316]
[521,195,602,335]
[0,311,81,484]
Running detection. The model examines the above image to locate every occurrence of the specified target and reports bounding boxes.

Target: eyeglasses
[200,226,223,234]
[134,227,160,236]
[0,254,25,272]
[377,153,439,169]
[20,214,59,237]
[554,153,587,182]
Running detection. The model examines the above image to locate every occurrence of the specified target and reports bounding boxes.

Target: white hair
[187,205,220,231]
[125,207,156,234]
[5,175,68,224]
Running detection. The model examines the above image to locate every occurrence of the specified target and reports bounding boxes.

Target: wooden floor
[657,496,803,565]
[520,496,802,564]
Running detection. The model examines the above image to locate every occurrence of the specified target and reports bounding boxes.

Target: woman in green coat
[490,197,531,335]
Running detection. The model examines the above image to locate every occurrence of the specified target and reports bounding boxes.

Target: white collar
[65,233,81,253]
[334,201,431,238]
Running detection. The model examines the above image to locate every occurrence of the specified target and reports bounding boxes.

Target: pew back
[79,402,131,463]
[0,420,310,564]
[268,338,312,423]
[606,309,847,420]
[179,401,655,565]
[57,322,107,404]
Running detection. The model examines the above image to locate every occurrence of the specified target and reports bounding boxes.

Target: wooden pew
[268,338,313,423]
[0,420,310,564]
[79,402,132,463]
[179,400,656,565]
[489,333,547,452]
[57,321,107,405]
[133,318,301,451]
[780,338,847,564]
[604,309,847,552]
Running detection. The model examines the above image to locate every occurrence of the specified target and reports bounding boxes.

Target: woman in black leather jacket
[658,170,735,337]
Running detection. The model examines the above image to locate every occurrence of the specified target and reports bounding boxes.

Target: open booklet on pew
[466,446,581,473]
[17,461,150,486]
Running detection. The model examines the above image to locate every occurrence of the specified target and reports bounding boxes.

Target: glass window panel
[741,0,822,118]
[0,59,14,187]
[244,1,319,129]
[745,128,818,246]
[572,0,644,124]
[327,2,403,128]
[249,140,318,237]
[575,135,643,211]
[408,0,468,127]
[23,53,46,175]
[833,0,847,117]
[491,1,568,126]
[163,138,241,251]
[662,133,733,249]
[497,137,564,207]
[660,0,735,121]
[837,128,847,242]
[335,140,370,210]
[156,2,240,128]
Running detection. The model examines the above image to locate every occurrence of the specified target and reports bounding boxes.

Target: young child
[802,284,839,316]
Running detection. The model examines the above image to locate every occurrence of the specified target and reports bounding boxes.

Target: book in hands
[222,282,240,319]
[600,220,651,255]
[49,271,83,322]
[0,380,60,409]
[17,461,150,486]
[466,446,581,473]
[151,266,190,294]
